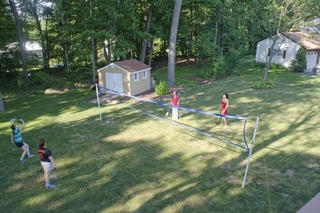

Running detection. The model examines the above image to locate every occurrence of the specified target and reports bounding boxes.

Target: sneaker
[46,184,56,189]
[19,159,25,162]
[28,154,34,158]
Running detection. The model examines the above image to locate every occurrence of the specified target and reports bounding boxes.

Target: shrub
[28,71,55,87]
[251,81,276,89]
[213,57,227,79]
[200,57,227,79]
[270,63,285,69]
[201,67,214,79]
[176,79,197,86]
[290,48,307,72]
[155,80,168,95]
[224,49,242,75]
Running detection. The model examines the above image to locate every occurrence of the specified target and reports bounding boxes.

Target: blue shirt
[12,128,23,143]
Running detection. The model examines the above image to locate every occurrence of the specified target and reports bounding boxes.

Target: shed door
[306,51,318,70]
[106,73,123,94]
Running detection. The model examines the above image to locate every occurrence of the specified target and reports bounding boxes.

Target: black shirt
[37,147,52,162]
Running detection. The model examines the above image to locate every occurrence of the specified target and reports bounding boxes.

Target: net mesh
[98,86,256,151]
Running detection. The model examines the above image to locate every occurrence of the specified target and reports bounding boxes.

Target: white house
[0,41,43,59]
[25,41,43,59]
[255,32,320,71]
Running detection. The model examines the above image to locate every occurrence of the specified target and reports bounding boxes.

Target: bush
[270,63,285,69]
[155,80,169,95]
[251,81,276,89]
[200,57,227,79]
[224,49,241,75]
[254,62,285,70]
[213,57,227,79]
[290,48,307,72]
[28,71,55,87]
[201,67,214,79]
[176,79,197,86]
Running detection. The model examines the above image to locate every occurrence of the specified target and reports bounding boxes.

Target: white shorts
[41,161,53,171]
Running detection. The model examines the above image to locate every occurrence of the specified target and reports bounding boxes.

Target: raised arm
[20,119,25,130]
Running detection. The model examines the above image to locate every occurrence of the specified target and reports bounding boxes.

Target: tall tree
[8,0,28,80]
[90,0,96,83]
[140,2,154,63]
[21,0,52,72]
[167,0,182,87]
[0,0,18,73]
[54,0,69,72]
[0,90,4,111]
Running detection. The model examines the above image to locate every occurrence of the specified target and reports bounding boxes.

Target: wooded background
[0,0,319,89]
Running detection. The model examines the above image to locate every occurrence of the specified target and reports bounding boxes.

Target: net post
[95,83,103,121]
[242,116,259,188]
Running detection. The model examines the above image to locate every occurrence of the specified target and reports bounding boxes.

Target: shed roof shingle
[113,59,150,73]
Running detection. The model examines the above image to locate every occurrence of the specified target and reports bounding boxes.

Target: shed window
[142,71,147,79]
[134,73,139,81]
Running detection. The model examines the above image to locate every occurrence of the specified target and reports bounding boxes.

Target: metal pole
[242,117,259,188]
[95,83,102,121]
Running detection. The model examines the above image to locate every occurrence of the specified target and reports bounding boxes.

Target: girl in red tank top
[170,91,180,120]
[219,93,229,126]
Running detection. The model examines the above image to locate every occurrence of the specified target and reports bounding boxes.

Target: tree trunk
[27,0,50,72]
[140,3,154,63]
[102,41,109,64]
[214,8,219,45]
[45,14,51,72]
[262,35,279,82]
[91,38,96,83]
[219,0,224,57]
[57,0,69,72]
[167,0,182,87]
[0,90,4,111]
[107,38,112,64]
[148,40,154,67]
[90,0,96,83]
[8,0,28,80]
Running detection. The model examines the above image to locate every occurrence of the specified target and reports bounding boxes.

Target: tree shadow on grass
[1,72,320,212]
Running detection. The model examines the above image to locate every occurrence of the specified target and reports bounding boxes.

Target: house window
[134,73,139,82]
[270,48,283,57]
[282,50,286,59]
[142,71,147,79]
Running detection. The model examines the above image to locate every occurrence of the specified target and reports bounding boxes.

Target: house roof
[113,59,150,73]
[282,32,320,51]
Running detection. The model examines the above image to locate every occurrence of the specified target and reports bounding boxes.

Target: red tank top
[221,101,228,114]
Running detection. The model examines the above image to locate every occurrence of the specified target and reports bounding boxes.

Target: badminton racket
[10,118,17,122]
[165,105,171,116]
[53,168,58,179]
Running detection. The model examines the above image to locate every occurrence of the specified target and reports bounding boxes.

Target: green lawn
[1,61,320,213]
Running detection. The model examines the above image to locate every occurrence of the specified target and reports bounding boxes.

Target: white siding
[256,35,301,68]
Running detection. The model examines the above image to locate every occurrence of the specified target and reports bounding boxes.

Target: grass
[1,60,320,212]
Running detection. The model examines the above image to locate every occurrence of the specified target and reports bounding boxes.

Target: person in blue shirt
[11,119,34,162]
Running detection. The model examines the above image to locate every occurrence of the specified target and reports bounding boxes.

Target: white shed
[97,59,151,96]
